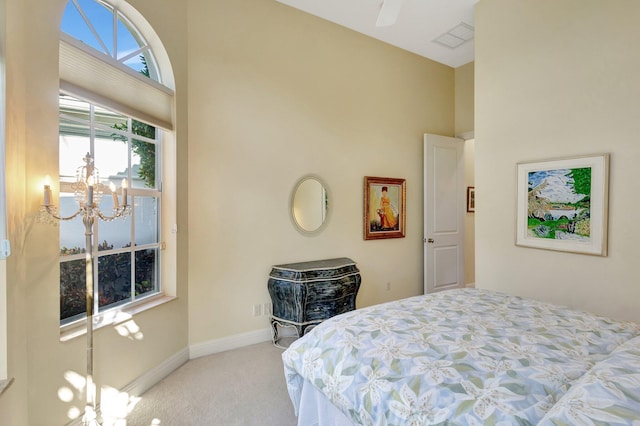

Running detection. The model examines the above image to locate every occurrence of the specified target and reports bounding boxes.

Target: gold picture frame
[363,176,406,240]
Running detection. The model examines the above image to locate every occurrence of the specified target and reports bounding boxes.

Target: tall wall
[187,0,455,344]
[0,0,189,424]
[455,61,474,138]
[475,0,640,322]
[455,62,475,285]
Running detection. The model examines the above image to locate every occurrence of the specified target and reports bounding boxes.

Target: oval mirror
[290,175,329,235]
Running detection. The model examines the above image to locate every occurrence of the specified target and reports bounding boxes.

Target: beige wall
[455,61,474,137]
[187,0,454,344]
[455,62,475,285]
[463,139,475,285]
[0,0,189,424]
[475,0,640,322]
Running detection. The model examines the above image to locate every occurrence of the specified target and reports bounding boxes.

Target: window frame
[58,93,164,327]
[58,0,177,340]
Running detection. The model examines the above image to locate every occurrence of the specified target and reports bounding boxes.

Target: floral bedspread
[282,288,640,425]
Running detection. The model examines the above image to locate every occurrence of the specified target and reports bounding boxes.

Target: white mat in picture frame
[515,153,609,256]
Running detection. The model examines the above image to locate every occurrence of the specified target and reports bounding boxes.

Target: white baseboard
[189,327,272,359]
[122,347,190,396]
[66,329,272,426]
[66,347,190,426]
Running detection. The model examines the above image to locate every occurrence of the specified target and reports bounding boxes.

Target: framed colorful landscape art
[515,154,609,256]
[364,176,406,240]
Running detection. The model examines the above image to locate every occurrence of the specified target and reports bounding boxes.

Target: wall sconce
[40,152,131,426]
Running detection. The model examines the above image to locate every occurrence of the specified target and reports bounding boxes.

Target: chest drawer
[305,297,355,321]
[305,275,360,302]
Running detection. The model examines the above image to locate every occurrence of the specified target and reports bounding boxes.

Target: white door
[424,134,465,294]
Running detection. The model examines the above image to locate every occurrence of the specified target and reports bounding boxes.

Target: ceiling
[275,0,478,68]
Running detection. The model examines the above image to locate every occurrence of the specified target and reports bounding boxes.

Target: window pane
[132,120,156,139]
[60,95,91,124]
[94,135,129,183]
[60,95,91,182]
[75,0,114,56]
[96,198,131,251]
[135,196,158,246]
[98,252,131,308]
[61,0,106,54]
[60,259,86,322]
[116,13,144,62]
[95,104,127,131]
[59,194,85,255]
[131,139,156,189]
[60,131,91,183]
[122,56,146,74]
[135,248,158,297]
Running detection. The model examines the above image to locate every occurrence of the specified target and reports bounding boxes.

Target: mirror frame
[289,174,331,236]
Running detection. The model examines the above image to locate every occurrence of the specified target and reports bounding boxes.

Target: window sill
[60,294,176,342]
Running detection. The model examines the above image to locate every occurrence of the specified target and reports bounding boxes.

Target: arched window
[61,0,161,81]
[58,0,175,329]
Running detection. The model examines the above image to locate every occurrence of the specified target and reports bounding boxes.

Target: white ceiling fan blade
[376,0,404,27]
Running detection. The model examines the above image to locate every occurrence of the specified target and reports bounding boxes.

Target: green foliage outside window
[111,122,156,188]
[60,247,157,322]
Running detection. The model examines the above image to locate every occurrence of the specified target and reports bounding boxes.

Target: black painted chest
[267,257,361,347]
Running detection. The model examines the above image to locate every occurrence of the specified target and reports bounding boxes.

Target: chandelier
[41,152,131,425]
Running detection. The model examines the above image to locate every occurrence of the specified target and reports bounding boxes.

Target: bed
[282,288,640,425]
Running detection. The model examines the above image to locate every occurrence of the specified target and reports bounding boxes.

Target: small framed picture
[515,154,609,256]
[467,186,475,212]
[363,176,406,240]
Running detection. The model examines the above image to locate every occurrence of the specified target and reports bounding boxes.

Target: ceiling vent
[433,22,474,49]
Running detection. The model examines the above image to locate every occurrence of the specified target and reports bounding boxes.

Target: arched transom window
[61,0,161,81]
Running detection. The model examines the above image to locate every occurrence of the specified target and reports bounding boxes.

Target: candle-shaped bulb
[44,185,50,205]
[86,175,95,206]
[121,178,128,206]
[109,182,120,209]
[43,176,53,206]
[43,184,52,206]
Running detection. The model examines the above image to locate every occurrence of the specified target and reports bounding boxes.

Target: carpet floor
[124,341,298,426]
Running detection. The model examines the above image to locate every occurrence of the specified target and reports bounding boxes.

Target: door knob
[427,238,434,243]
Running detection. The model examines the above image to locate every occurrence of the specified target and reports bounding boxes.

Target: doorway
[423,134,475,293]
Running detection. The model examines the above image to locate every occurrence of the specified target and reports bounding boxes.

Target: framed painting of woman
[363,176,406,240]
